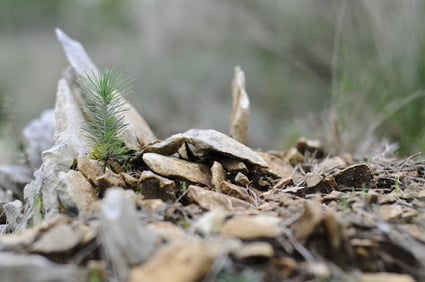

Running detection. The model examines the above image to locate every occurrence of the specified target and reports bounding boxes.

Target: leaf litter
[0,29,424,282]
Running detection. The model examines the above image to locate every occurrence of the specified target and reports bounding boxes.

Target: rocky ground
[0,30,424,282]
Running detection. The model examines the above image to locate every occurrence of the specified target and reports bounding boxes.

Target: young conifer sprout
[77,69,132,169]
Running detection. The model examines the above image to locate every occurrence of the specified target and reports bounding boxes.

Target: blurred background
[1,0,425,162]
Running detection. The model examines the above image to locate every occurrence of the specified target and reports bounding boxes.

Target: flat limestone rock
[188,185,253,211]
[220,215,281,239]
[258,152,298,179]
[231,241,274,262]
[0,165,33,200]
[0,215,71,252]
[359,272,415,282]
[76,156,103,186]
[0,252,87,282]
[147,222,187,241]
[145,129,268,168]
[56,170,100,218]
[129,239,213,282]
[305,172,324,188]
[30,223,82,254]
[143,153,211,186]
[139,170,176,202]
[219,181,254,204]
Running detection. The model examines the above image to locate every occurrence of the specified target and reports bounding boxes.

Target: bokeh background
[1,0,425,161]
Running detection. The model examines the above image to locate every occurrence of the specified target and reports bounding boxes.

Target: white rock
[22,110,55,171]
[100,188,157,281]
[22,77,88,228]
[0,252,86,282]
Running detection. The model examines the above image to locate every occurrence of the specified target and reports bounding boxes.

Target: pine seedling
[77,69,132,169]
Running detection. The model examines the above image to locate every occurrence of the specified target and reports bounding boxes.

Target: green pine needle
[77,69,132,165]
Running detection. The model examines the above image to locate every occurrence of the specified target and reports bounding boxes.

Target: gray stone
[0,252,87,282]
[100,188,157,281]
[0,165,33,200]
[22,110,55,171]
[3,200,23,232]
[30,224,81,254]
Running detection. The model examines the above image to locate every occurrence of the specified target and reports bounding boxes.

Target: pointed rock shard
[230,66,250,145]
[55,28,157,148]
[55,28,97,75]
[22,77,88,226]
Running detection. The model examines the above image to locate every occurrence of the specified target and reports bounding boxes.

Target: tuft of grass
[32,193,44,226]
[77,69,132,169]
